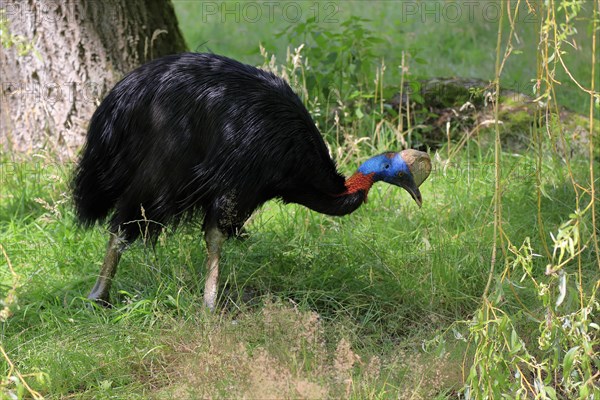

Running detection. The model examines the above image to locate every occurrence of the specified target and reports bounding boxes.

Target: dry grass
[396,351,459,400]
[150,299,461,399]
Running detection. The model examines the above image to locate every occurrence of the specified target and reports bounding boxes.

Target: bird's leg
[203,225,226,311]
[88,232,124,306]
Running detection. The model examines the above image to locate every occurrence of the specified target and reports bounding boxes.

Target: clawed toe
[86,294,113,309]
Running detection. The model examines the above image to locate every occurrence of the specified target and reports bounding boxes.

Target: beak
[401,180,423,208]
[398,149,431,208]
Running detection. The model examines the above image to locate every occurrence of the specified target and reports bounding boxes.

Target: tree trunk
[0,0,187,158]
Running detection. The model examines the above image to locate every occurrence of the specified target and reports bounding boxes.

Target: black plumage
[73,53,431,310]
[74,53,362,241]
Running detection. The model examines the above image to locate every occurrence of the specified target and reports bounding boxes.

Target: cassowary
[73,53,431,311]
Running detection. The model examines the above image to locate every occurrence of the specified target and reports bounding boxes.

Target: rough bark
[0,0,187,157]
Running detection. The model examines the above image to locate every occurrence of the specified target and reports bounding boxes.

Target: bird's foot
[87,289,113,309]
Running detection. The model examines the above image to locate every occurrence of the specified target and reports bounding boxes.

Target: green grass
[1,144,595,397]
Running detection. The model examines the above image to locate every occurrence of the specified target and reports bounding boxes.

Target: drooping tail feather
[72,103,129,227]
[73,154,112,226]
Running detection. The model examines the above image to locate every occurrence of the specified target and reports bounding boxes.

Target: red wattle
[342,172,375,201]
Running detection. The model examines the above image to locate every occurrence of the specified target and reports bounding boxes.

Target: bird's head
[356,150,432,207]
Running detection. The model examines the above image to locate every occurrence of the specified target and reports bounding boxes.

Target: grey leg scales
[88,233,123,305]
[203,225,226,311]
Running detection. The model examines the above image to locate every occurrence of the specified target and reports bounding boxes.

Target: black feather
[73,53,364,243]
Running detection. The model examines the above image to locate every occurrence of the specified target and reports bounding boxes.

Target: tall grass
[462,1,599,398]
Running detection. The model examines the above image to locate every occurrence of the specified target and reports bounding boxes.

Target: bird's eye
[384,164,390,169]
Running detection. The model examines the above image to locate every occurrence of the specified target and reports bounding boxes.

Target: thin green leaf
[563,346,579,379]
